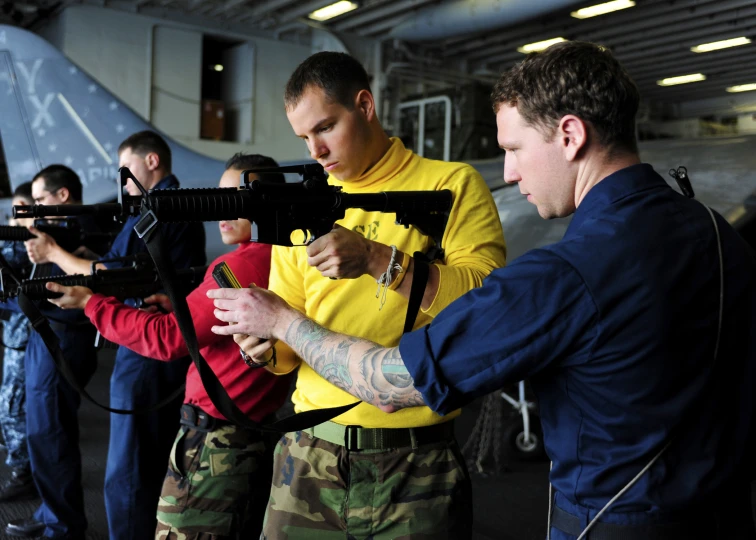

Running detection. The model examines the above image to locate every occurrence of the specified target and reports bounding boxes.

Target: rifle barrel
[13,203,126,219]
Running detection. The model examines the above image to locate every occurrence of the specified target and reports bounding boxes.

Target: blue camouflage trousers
[0,313,30,469]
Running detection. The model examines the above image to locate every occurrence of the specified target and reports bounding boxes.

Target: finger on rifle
[45,282,65,293]
[211,297,244,311]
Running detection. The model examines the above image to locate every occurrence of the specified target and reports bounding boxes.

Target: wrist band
[388,251,409,291]
[240,346,277,369]
[375,245,405,310]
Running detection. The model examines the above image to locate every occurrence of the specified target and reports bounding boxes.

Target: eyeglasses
[33,188,62,204]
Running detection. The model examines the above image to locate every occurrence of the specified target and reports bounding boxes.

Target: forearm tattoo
[285,318,426,411]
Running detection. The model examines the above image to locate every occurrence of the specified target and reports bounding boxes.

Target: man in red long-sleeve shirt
[46,153,293,540]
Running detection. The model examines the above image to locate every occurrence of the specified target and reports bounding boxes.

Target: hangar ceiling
[2,0,756,110]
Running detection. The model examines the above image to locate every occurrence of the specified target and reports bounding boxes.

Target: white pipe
[389,0,582,41]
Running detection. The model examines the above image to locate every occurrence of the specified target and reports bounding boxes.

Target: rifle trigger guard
[134,210,159,240]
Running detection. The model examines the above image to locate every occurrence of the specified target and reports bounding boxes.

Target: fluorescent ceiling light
[517,37,567,54]
[691,36,751,53]
[213,64,224,72]
[571,0,635,19]
[309,1,358,21]
[657,73,706,86]
[727,83,756,93]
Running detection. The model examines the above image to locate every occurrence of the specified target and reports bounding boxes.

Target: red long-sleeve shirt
[84,241,291,421]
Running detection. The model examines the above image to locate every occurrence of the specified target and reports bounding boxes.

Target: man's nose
[309,138,327,160]
[503,159,519,184]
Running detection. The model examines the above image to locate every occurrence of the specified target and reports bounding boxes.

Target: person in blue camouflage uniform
[0,182,35,501]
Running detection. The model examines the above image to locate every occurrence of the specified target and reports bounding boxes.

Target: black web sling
[16,291,187,414]
[133,203,432,433]
[0,246,187,414]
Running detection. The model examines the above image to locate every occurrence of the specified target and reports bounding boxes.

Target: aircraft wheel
[504,415,546,461]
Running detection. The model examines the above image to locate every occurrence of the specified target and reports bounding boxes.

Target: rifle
[15,165,453,258]
[0,218,117,253]
[0,253,207,304]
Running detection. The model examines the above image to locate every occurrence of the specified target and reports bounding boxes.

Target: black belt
[180,404,233,433]
[551,506,715,540]
[303,420,456,451]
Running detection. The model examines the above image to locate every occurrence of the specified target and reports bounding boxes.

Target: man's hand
[141,293,173,314]
[235,334,277,365]
[306,224,391,279]
[25,227,60,264]
[208,285,297,339]
[45,282,93,310]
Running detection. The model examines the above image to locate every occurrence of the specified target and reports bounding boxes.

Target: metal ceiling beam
[466,0,753,68]
[236,0,292,22]
[356,12,416,37]
[331,0,434,31]
[275,0,339,25]
[641,69,756,99]
[630,48,756,81]
[207,0,250,17]
[479,13,756,71]
[442,0,718,59]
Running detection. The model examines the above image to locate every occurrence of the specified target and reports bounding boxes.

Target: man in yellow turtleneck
[239,52,506,539]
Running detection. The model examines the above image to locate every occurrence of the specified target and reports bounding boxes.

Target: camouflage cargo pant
[0,313,30,469]
[260,430,472,540]
[155,422,273,540]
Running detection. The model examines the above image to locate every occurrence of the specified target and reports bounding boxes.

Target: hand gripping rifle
[0,252,207,415]
[0,253,207,304]
[0,218,118,253]
[15,165,453,260]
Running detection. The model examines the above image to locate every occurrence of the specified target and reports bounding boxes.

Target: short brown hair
[285,52,371,111]
[491,41,639,154]
[118,130,172,173]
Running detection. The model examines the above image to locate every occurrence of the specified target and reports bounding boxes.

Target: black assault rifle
[0,253,207,304]
[15,165,453,258]
[0,219,118,253]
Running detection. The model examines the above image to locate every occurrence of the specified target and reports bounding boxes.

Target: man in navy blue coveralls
[209,42,756,540]
[4,166,102,539]
[25,131,206,539]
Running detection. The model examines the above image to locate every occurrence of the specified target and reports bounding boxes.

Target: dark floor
[0,349,552,539]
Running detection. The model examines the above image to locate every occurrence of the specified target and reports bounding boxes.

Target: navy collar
[567,164,668,234]
[152,174,179,191]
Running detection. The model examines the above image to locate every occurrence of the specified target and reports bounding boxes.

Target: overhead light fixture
[657,73,707,86]
[727,83,756,93]
[213,64,224,72]
[571,0,635,19]
[517,37,567,54]
[309,1,358,21]
[691,37,751,53]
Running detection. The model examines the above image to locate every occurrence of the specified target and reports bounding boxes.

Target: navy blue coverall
[21,215,104,539]
[400,164,756,539]
[101,174,206,540]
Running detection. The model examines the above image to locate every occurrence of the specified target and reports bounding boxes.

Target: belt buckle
[344,425,360,451]
[181,405,197,426]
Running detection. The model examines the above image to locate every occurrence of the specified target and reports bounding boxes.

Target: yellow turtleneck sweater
[269,138,506,428]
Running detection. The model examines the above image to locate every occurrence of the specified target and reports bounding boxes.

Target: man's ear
[355,89,376,122]
[145,152,161,171]
[57,187,71,204]
[558,115,588,161]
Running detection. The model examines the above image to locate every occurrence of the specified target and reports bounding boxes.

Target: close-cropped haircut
[118,130,172,172]
[491,41,640,154]
[12,181,33,203]
[225,153,285,184]
[284,51,371,111]
[32,165,82,202]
